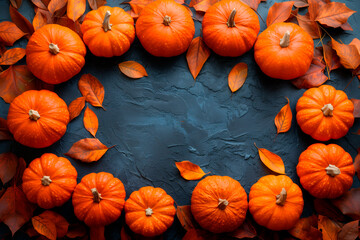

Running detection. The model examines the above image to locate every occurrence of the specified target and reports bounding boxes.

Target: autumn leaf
[32,216,57,240]
[227,218,257,239]
[294,0,308,8]
[10,0,22,9]
[175,161,208,180]
[353,148,360,182]
[65,138,110,162]
[193,0,219,13]
[67,0,86,22]
[228,62,247,93]
[314,198,347,222]
[274,97,292,134]
[350,99,360,118]
[0,153,18,184]
[38,211,69,238]
[254,143,285,174]
[308,0,329,21]
[176,205,197,231]
[331,38,360,70]
[291,58,328,89]
[68,96,86,121]
[0,48,26,65]
[31,0,48,9]
[349,38,360,54]
[118,61,148,79]
[0,21,26,46]
[88,0,107,10]
[266,1,295,27]
[66,222,87,238]
[84,106,99,138]
[332,188,360,220]
[90,226,105,240]
[0,117,13,141]
[9,5,34,37]
[48,0,68,15]
[33,10,48,31]
[241,0,262,11]
[337,220,358,240]
[323,43,341,72]
[297,13,321,39]
[78,74,105,109]
[315,2,356,29]
[288,215,322,240]
[318,215,343,240]
[186,37,210,80]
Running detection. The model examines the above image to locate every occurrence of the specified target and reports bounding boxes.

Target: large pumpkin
[297,143,355,199]
[26,24,86,84]
[22,153,78,209]
[135,0,195,57]
[296,85,354,141]
[7,90,70,148]
[254,22,314,80]
[72,172,126,226]
[191,175,248,233]
[124,186,176,237]
[81,6,135,57]
[202,0,260,57]
[249,175,304,231]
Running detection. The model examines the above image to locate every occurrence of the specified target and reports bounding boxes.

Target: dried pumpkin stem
[29,109,40,120]
[226,8,236,28]
[102,11,112,32]
[276,188,287,205]
[218,198,229,210]
[321,103,334,116]
[41,176,52,186]
[325,164,341,177]
[279,31,291,48]
[49,43,60,55]
[163,15,171,26]
[91,188,102,203]
[145,207,153,216]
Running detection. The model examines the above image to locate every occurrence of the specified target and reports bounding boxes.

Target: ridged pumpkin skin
[22,153,78,209]
[202,0,260,57]
[296,85,354,141]
[297,143,354,199]
[124,186,176,237]
[254,22,314,80]
[72,172,126,226]
[7,90,70,148]
[249,175,304,231]
[26,24,86,84]
[135,0,195,57]
[191,175,248,233]
[81,6,135,57]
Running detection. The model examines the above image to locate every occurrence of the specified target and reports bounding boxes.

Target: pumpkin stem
[41,176,52,186]
[321,103,334,117]
[325,164,341,177]
[49,43,60,55]
[226,8,236,28]
[218,198,229,210]
[145,207,153,216]
[279,31,291,48]
[276,188,287,206]
[163,15,171,26]
[102,11,112,32]
[29,109,40,120]
[91,188,102,203]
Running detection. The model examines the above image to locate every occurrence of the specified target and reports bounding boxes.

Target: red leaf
[308,0,329,21]
[318,215,343,240]
[90,226,105,240]
[32,216,57,240]
[186,37,211,80]
[332,188,360,220]
[48,0,68,15]
[227,218,257,239]
[240,0,262,11]
[175,161,207,180]
[67,0,86,22]
[294,0,308,8]
[338,220,359,240]
[331,38,360,70]
[66,222,87,238]
[323,42,341,72]
[176,205,197,231]
[350,99,360,118]
[0,48,26,65]
[291,58,328,89]
[88,0,107,10]
[254,143,285,174]
[78,74,105,109]
[274,97,292,134]
[266,1,295,27]
[9,5,34,38]
[83,106,98,138]
[297,13,321,39]
[193,0,219,13]
[65,138,110,162]
[228,62,248,93]
[315,2,356,29]
[0,117,13,141]
[38,211,69,238]
[118,61,148,79]
[0,21,26,46]
[0,153,18,184]
[314,199,347,222]
[68,96,86,121]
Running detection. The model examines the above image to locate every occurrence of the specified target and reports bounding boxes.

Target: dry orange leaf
[118,61,148,79]
[32,216,57,240]
[288,215,322,240]
[318,215,343,240]
[88,0,107,10]
[228,62,247,93]
[297,13,321,39]
[32,10,48,31]
[274,97,292,134]
[38,211,69,238]
[266,1,295,27]
[78,74,105,109]
[176,205,197,231]
[48,0,68,15]
[0,21,26,46]
[291,58,328,89]
[331,38,360,70]
[193,0,219,13]
[68,96,86,121]
[10,0,22,9]
[9,5,34,37]
[67,0,86,22]
[0,152,18,184]
[323,43,341,72]
[186,37,211,80]
[84,106,98,137]
[350,99,360,118]
[254,143,285,174]
[0,48,26,65]
[315,2,355,29]
[175,161,207,180]
[65,138,109,162]
[0,117,13,141]
[308,0,329,21]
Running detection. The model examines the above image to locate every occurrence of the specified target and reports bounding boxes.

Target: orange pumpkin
[297,143,355,199]
[72,172,126,226]
[296,85,354,141]
[22,153,78,209]
[7,90,70,148]
[249,175,304,231]
[124,186,176,237]
[191,175,248,233]
[202,0,260,57]
[81,6,135,57]
[26,24,86,84]
[254,22,314,80]
[135,0,195,57]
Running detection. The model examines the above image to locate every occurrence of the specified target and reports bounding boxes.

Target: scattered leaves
[0,21,26,46]
[65,138,110,162]
[176,205,197,231]
[0,48,26,65]
[274,97,292,134]
[67,0,86,22]
[315,2,356,29]
[9,5,34,37]
[288,215,322,240]
[228,62,248,93]
[332,188,360,220]
[175,161,207,180]
[331,38,360,70]
[0,153,18,184]
[32,215,57,240]
[308,0,328,21]
[254,143,285,174]
[0,117,13,141]
[266,1,295,27]
[186,37,211,80]
[84,106,98,138]
[78,74,105,109]
[297,13,321,39]
[118,61,148,79]
[68,96,86,121]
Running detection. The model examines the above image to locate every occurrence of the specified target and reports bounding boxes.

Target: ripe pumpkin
[249,175,304,231]
[124,186,176,237]
[81,6,135,57]
[202,0,260,57]
[254,22,314,80]
[135,0,195,57]
[22,153,78,209]
[191,175,248,233]
[296,85,354,141]
[26,24,86,84]
[72,172,126,226]
[7,90,70,148]
[297,143,355,199]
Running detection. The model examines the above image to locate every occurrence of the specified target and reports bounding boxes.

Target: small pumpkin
[191,175,248,233]
[124,186,176,237]
[297,143,355,199]
[72,172,126,226]
[296,85,354,141]
[249,175,304,231]
[7,90,70,148]
[254,22,314,80]
[81,6,135,57]
[202,0,260,57]
[26,24,86,84]
[22,153,78,209]
[135,0,195,57]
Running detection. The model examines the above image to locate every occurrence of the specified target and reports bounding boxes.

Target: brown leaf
[274,97,292,134]
[66,223,87,238]
[323,42,341,72]
[0,153,18,184]
[288,215,322,240]
[308,0,329,21]
[315,2,356,29]
[56,17,82,38]
[68,96,86,121]
[318,215,343,240]
[0,117,13,141]
[240,0,262,11]
[350,99,360,118]
[67,0,86,22]
[227,218,257,239]
[332,188,360,220]
[175,161,207,180]
[228,62,247,93]
[78,74,105,109]
[331,38,360,70]
[48,0,68,15]
[176,205,197,231]
[193,0,219,13]
[88,0,107,10]
[31,0,48,10]
[32,10,48,31]
[254,143,285,174]
[291,58,328,89]
[65,138,109,162]
[9,5,34,38]
[10,0,22,9]
[294,0,308,8]
[0,48,26,65]
[0,21,26,46]
[297,13,321,39]
[314,199,347,222]
[186,37,211,81]
[90,226,105,240]
[84,106,98,138]
[266,1,295,27]
[38,211,69,238]
[338,220,359,240]
[353,148,360,182]
[32,216,57,240]
[118,61,148,79]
